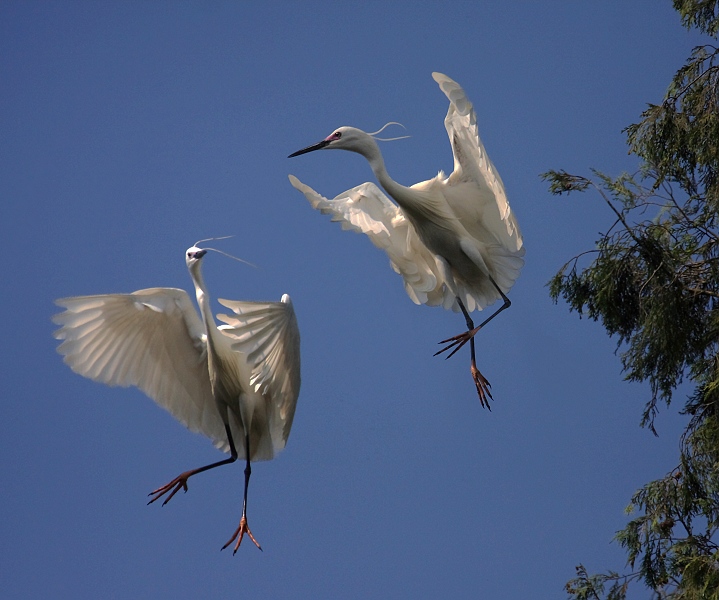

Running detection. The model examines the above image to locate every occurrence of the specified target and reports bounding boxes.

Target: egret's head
[288,126,365,157]
[288,123,408,158]
[186,238,257,270]
[185,246,207,269]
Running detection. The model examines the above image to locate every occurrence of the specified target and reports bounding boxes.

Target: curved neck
[360,138,434,216]
[359,136,457,232]
[360,139,419,211]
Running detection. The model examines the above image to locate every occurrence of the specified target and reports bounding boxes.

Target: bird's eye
[333,131,342,139]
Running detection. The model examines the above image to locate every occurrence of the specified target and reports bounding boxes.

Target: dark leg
[433,276,512,407]
[221,431,262,553]
[438,298,493,408]
[148,423,238,506]
[434,276,511,359]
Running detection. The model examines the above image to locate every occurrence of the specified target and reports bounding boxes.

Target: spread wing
[53,288,230,452]
[432,72,524,254]
[289,174,452,307]
[216,294,301,453]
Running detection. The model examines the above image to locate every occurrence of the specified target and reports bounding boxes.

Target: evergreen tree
[543,2,719,597]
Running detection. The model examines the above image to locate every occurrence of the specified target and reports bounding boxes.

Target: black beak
[194,249,208,259]
[288,139,331,158]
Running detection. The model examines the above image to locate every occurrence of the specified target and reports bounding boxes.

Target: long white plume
[368,122,411,142]
[194,236,258,269]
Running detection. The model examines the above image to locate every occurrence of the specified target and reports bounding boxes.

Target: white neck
[190,264,218,347]
[358,137,422,212]
[356,136,457,235]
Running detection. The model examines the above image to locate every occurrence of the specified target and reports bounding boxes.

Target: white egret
[288,72,523,407]
[53,243,301,553]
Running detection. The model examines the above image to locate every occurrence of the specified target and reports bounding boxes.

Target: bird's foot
[147,472,192,506]
[221,515,262,554]
[434,326,481,360]
[471,363,493,410]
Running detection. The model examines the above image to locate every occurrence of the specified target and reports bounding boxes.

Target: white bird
[288,72,523,407]
[52,243,301,553]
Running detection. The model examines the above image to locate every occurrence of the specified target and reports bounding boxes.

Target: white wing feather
[53,288,230,452]
[289,174,453,308]
[432,72,524,254]
[216,294,301,453]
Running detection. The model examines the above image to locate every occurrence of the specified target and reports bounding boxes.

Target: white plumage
[289,72,523,406]
[53,245,301,552]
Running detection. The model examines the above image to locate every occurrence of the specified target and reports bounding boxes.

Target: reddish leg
[221,431,262,553]
[148,423,237,506]
[434,285,510,407]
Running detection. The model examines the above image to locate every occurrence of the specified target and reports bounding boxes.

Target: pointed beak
[288,139,331,158]
[194,249,208,259]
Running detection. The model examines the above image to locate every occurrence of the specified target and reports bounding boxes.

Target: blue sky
[1,2,710,598]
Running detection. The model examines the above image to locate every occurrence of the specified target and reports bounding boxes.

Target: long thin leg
[434,276,511,359]
[148,423,237,506]
[442,297,493,408]
[221,431,262,553]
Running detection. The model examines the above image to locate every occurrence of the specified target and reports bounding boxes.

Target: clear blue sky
[1,2,709,598]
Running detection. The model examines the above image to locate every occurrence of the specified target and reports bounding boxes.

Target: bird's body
[53,245,301,552]
[289,72,523,405]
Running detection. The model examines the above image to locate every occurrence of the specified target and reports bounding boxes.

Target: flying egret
[288,72,523,407]
[52,243,301,553]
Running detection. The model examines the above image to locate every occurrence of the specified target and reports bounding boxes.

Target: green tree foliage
[543,2,719,598]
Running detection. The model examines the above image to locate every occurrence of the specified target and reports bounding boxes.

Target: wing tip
[432,71,459,90]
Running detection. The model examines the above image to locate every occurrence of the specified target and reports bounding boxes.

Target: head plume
[193,236,257,268]
[367,122,411,142]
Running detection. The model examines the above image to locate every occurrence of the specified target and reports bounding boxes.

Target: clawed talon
[434,329,476,359]
[222,515,262,554]
[434,325,493,407]
[471,363,493,409]
[435,324,482,360]
[148,473,191,506]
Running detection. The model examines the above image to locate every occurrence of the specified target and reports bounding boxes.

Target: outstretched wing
[289,174,452,307]
[216,294,301,453]
[432,72,524,254]
[53,288,230,451]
